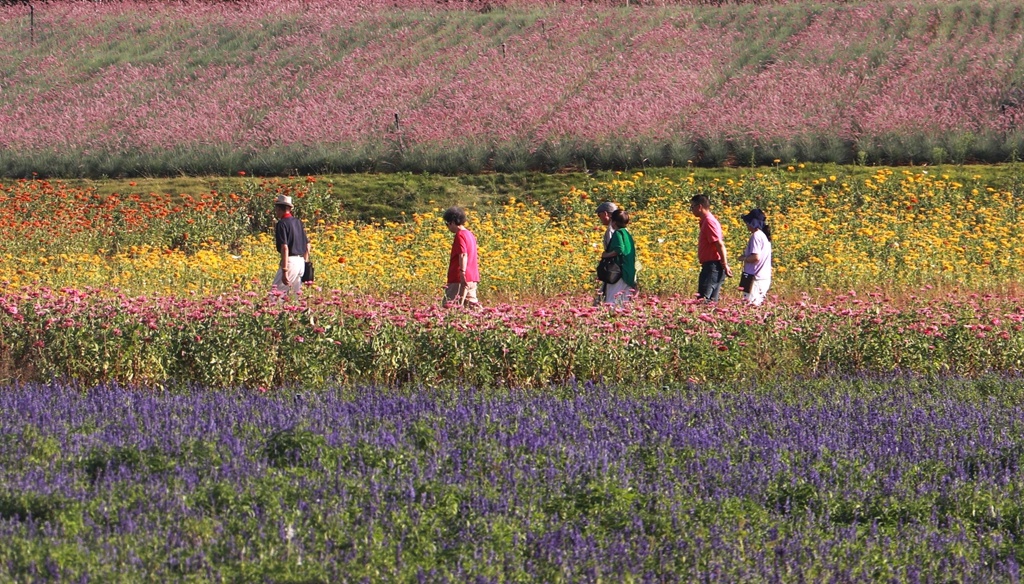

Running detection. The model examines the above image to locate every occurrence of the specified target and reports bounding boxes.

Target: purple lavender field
[2,378,1024,581]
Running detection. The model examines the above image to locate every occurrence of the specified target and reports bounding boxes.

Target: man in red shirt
[443,206,480,307]
[691,194,733,302]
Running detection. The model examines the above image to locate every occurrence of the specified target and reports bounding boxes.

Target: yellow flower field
[0,167,1019,297]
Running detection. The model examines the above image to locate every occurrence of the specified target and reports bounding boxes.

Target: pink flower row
[3,285,1022,343]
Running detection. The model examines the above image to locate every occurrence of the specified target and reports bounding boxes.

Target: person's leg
[709,261,724,301]
[697,262,715,301]
[272,268,287,293]
[699,261,723,302]
[604,279,629,305]
[286,256,305,295]
[747,278,770,306]
[619,286,636,305]
[443,283,463,306]
[463,282,480,305]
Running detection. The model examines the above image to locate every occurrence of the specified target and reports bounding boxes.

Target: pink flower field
[2,285,1023,387]
[1,0,1022,174]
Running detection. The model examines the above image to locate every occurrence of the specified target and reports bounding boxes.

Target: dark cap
[741,209,766,224]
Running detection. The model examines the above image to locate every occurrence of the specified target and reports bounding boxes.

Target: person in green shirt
[600,209,637,304]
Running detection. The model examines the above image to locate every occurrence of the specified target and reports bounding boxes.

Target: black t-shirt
[275,216,309,257]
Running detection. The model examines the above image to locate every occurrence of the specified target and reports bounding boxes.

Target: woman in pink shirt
[443,206,480,307]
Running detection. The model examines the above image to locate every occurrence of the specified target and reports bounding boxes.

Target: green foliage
[5,287,1024,389]
[61,170,565,224]
[4,379,1024,579]
[0,491,73,524]
[81,445,175,482]
[264,428,328,468]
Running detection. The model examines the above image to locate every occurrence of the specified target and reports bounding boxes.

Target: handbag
[301,261,315,283]
[738,272,754,293]
[597,256,622,284]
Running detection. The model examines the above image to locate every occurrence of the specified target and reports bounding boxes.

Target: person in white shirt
[738,209,772,306]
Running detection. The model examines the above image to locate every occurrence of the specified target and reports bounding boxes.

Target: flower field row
[1,378,1023,580]
[2,165,1021,387]
[2,286,1022,387]
[1,165,1022,297]
[1,0,1023,175]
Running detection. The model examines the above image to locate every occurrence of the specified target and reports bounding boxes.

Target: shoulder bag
[738,272,754,293]
[597,256,622,284]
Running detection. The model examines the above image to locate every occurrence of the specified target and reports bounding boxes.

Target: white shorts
[272,256,306,296]
[743,278,771,306]
[444,282,479,307]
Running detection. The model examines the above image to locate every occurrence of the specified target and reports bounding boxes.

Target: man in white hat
[595,201,618,248]
[272,194,310,295]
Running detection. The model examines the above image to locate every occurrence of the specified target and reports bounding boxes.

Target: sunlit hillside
[1,0,1022,176]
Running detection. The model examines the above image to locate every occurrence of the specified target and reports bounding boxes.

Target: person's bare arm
[715,240,733,277]
[280,244,290,284]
